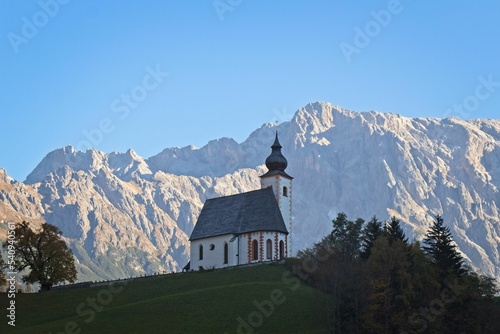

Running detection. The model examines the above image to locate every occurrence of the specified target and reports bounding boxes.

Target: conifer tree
[360,216,383,260]
[422,215,465,278]
[297,213,500,333]
[385,216,408,245]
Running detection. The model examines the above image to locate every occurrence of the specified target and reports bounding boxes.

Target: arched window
[279,240,285,259]
[283,186,288,197]
[199,244,203,260]
[252,239,259,261]
[266,239,272,260]
[223,242,228,264]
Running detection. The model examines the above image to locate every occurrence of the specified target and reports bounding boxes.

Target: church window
[223,242,228,264]
[283,186,288,197]
[210,244,215,251]
[199,244,204,260]
[279,240,285,259]
[252,239,259,261]
[266,239,272,260]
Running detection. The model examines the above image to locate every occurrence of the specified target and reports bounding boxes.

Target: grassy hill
[0,263,329,333]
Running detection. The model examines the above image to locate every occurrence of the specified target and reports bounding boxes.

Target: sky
[1,0,499,182]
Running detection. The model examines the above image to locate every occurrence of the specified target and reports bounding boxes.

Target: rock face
[0,168,46,240]
[1,102,499,280]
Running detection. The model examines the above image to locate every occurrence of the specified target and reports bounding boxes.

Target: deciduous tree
[363,237,412,333]
[329,212,364,262]
[3,221,77,291]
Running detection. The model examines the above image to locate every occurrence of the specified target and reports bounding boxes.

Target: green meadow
[1,263,329,333]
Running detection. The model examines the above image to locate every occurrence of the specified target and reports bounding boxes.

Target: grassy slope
[0,263,329,333]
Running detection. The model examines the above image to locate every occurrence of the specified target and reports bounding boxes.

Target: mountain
[1,102,499,281]
[0,168,46,240]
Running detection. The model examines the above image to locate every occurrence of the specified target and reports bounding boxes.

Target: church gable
[189,187,288,241]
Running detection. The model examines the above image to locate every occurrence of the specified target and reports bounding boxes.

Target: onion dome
[261,131,293,179]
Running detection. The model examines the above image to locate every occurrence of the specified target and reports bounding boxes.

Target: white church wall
[190,234,233,270]
[190,231,288,270]
[238,233,250,264]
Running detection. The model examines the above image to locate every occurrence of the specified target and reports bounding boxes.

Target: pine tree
[422,215,465,278]
[385,216,408,245]
[360,216,383,260]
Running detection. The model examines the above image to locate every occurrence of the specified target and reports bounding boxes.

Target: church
[186,132,293,271]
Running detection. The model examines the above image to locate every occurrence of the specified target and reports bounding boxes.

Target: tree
[360,216,383,260]
[296,213,366,332]
[363,237,413,333]
[329,212,364,262]
[384,216,408,245]
[296,213,499,333]
[422,215,465,279]
[3,221,77,291]
[460,272,500,332]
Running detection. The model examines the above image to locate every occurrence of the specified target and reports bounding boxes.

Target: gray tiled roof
[189,187,288,241]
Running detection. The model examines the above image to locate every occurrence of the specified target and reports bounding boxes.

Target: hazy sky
[1,1,499,181]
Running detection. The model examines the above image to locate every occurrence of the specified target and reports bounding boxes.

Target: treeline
[291,213,500,333]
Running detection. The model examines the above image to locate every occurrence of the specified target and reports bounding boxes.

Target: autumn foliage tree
[3,221,77,291]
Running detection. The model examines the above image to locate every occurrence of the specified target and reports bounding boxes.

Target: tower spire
[260,130,293,259]
[262,130,292,177]
[272,130,281,149]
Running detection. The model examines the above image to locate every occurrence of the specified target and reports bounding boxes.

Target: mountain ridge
[1,101,499,281]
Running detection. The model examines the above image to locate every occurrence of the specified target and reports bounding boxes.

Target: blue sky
[1,1,499,182]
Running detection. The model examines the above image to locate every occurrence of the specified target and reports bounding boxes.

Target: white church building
[186,132,293,271]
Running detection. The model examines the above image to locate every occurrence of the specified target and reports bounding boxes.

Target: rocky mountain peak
[0,168,11,183]
[108,149,152,181]
[292,102,336,135]
[25,146,107,184]
[1,102,499,281]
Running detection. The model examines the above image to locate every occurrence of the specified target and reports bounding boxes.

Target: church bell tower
[260,131,293,258]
